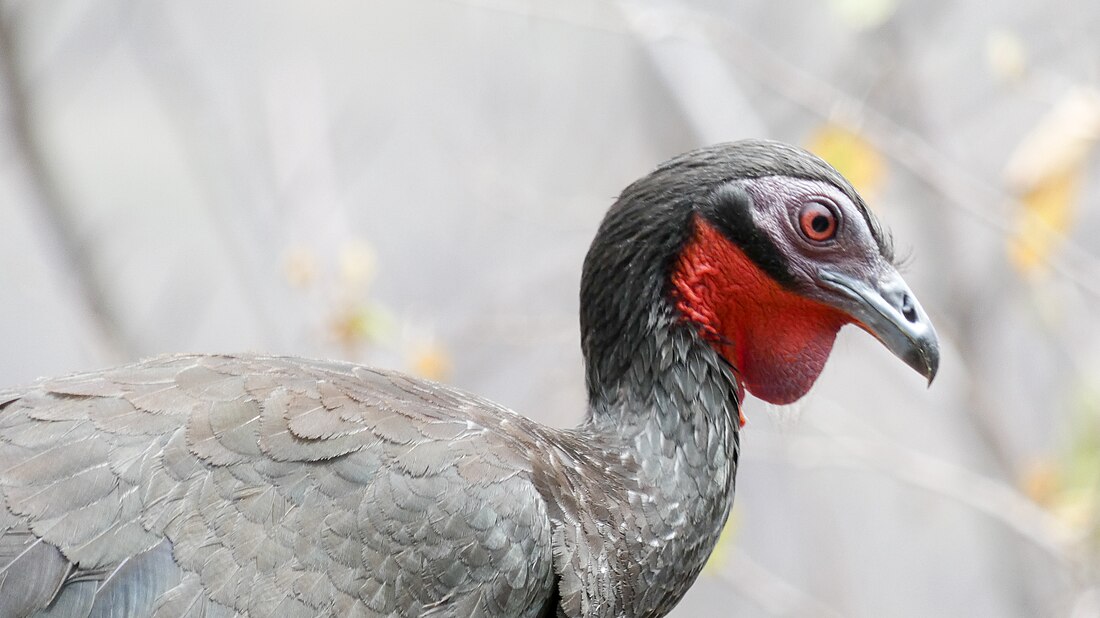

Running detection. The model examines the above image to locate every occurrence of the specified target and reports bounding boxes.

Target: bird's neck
[578,317,741,614]
[584,314,740,505]
[585,319,741,447]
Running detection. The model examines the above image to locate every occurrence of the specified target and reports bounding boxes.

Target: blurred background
[1,0,1098,616]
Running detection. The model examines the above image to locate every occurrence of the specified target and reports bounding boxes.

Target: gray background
[1,1,1098,616]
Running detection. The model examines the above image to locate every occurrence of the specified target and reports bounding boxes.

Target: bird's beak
[819,268,940,384]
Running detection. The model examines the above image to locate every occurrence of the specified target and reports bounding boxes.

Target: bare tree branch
[750,432,1087,569]
[0,10,132,362]
[715,549,849,618]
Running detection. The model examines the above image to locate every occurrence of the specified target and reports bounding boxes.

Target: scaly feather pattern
[0,341,739,618]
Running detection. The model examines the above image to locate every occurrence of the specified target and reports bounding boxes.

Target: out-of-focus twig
[0,11,131,362]
[716,549,849,618]
[121,4,283,348]
[438,0,1100,297]
[751,432,1087,568]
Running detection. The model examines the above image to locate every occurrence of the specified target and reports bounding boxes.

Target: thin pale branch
[750,432,1087,568]
[0,10,131,362]
[715,548,849,618]
[437,0,1100,300]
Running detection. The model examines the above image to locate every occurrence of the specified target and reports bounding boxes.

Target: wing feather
[0,354,558,617]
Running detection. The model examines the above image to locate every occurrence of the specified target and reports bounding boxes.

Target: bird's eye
[798,201,838,242]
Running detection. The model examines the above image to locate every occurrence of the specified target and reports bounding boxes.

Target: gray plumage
[1,333,735,617]
[0,140,910,617]
[1,355,567,617]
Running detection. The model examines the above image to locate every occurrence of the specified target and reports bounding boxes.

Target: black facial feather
[694,184,794,287]
[580,139,893,397]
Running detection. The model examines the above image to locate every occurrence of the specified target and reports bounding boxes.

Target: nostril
[901,294,918,323]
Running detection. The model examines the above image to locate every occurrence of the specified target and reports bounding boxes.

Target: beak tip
[819,267,940,389]
[920,343,940,387]
[904,340,939,388]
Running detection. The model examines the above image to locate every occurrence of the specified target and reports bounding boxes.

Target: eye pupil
[798,201,838,241]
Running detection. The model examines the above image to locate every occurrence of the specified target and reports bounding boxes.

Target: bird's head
[581,139,939,406]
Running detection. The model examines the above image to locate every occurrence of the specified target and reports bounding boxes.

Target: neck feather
[576,316,741,615]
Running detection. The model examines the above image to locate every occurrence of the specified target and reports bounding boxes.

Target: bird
[0,139,939,618]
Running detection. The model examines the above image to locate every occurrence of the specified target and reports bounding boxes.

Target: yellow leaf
[1004,87,1100,191]
[283,246,318,288]
[828,0,898,30]
[1050,487,1098,533]
[1019,458,1060,505]
[327,304,386,351]
[409,343,452,382]
[340,240,376,289]
[1021,392,1100,541]
[1007,168,1080,274]
[806,125,887,200]
[1004,87,1100,275]
[986,29,1027,81]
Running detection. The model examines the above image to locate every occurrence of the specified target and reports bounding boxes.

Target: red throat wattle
[671,217,850,409]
